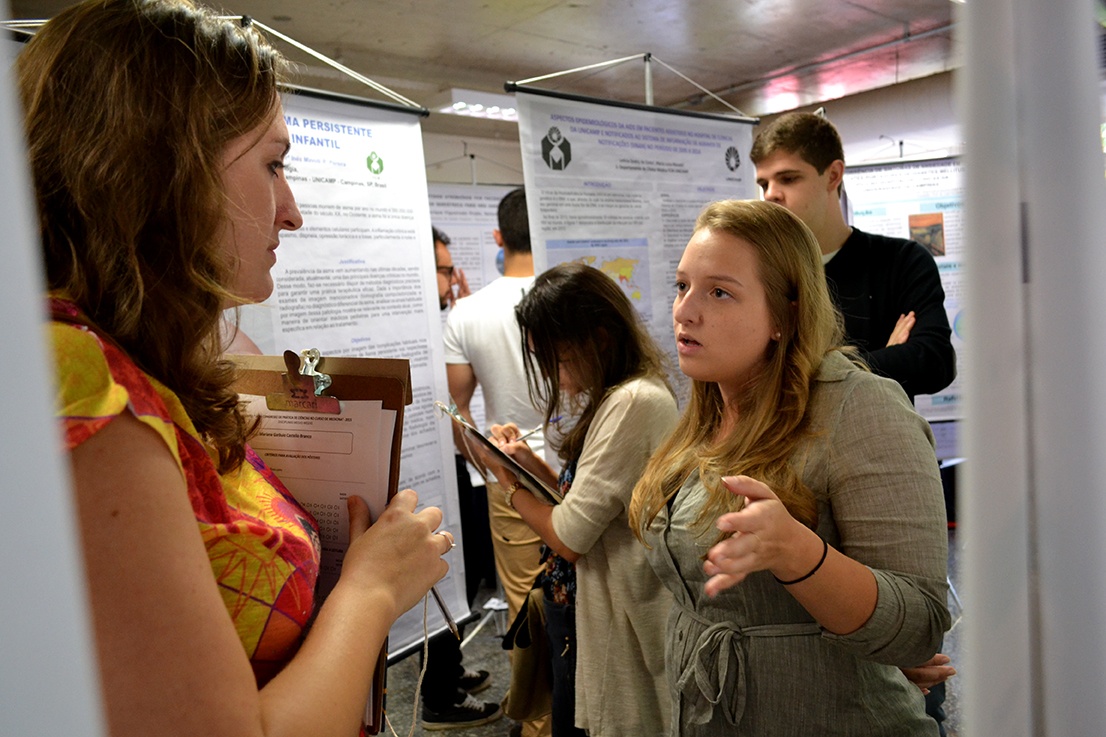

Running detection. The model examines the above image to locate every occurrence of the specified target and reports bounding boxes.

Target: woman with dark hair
[23,2,448,736]
[629,199,950,735]
[488,262,677,737]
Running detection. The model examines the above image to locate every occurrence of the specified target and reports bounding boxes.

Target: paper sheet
[242,394,395,597]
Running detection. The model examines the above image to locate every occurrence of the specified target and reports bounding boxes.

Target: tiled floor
[382,528,964,737]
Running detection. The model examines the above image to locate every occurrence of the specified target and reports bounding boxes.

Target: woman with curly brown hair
[23,2,448,735]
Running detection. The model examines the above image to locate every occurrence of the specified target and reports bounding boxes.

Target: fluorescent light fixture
[430,87,518,121]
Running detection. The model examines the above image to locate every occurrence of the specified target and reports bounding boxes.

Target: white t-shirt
[442,275,549,461]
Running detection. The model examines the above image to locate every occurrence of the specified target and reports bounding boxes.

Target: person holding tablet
[488,263,677,737]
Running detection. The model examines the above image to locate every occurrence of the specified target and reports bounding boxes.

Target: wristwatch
[504,480,525,509]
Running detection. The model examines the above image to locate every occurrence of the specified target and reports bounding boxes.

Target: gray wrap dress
[642,352,950,736]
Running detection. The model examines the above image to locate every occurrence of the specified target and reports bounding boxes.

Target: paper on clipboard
[239,394,395,595]
[231,350,412,735]
[436,401,563,505]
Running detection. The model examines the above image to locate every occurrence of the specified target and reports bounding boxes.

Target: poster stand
[1,16,428,114]
[508,52,756,120]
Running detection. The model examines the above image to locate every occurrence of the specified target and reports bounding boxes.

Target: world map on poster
[579,256,642,298]
[547,237,652,320]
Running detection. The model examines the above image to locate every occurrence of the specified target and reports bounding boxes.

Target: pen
[515,416,563,442]
[431,584,461,640]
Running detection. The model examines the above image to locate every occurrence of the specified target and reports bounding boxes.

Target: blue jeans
[543,597,586,737]
[925,679,947,737]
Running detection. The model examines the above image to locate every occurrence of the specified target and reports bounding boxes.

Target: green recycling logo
[366,152,384,175]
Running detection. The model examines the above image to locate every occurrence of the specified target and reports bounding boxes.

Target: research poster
[428,183,515,295]
[516,91,757,396]
[238,90,467,654]
[427,183,517,485]
[844,157,964,422]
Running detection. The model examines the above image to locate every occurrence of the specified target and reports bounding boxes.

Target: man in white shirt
[443,189,547,626]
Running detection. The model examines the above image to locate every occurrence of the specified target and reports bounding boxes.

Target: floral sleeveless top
[541,458,578,604]
[50,297,321,686]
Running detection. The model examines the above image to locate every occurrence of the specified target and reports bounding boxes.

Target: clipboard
[232,350,411,498]
[436,402,563,505]
[231,350,411,736]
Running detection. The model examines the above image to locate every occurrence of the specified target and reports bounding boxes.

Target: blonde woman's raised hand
[704,476,880,635]
[703,475,821,597]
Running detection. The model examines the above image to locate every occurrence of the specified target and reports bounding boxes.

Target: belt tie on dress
[674,616,821,728]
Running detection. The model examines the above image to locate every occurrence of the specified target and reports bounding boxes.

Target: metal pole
[513,54,646,87]
[644,52,654,106]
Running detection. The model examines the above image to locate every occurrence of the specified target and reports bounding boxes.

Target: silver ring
[438,530,456,549]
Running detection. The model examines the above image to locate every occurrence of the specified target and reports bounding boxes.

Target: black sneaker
[422,694,503,731]
[458,667,491,694]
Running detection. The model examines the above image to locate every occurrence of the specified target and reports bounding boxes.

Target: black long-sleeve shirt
[824,228,956,400]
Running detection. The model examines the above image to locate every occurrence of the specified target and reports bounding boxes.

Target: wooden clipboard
[230,350,412,735]
[232,351,411,495]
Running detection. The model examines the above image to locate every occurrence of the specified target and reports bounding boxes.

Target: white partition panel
[961,0,1106,734]
[0,22,106,737]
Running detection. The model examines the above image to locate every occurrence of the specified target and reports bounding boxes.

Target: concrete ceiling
[9,0,959,139]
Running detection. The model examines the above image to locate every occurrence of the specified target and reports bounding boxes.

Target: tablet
[460,425,563,505]
[435,400,563,505]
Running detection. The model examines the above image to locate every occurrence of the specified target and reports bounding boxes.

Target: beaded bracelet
[774,537,829,585]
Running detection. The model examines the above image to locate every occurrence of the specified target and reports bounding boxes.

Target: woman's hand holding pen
[489,422,544,475]
[489,423,561,490]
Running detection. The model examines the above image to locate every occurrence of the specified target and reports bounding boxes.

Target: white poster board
[428,183,516,294]
[239,90,467,656]
[516,90,757,394]
[844,157,964,422]
[427,183,517,484]
[1,29,106,736]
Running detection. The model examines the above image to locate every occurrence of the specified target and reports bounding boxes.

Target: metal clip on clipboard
[266,349,340,414]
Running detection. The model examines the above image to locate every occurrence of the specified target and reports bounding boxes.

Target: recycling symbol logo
[366,152,385,175]
[724,146,741,172]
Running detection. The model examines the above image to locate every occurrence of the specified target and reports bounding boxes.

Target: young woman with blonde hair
[630,199,950,736]
[24,2,448,736]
